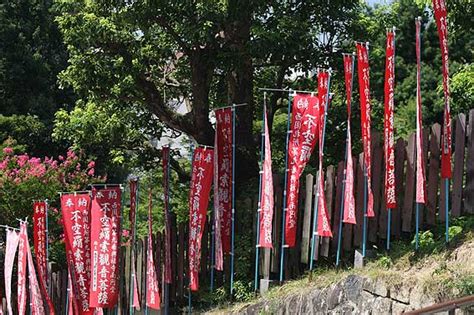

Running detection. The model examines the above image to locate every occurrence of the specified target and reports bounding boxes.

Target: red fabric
[213,108,233,269]
[342,55,356,224]
[33,202,55,314]
[259,105,274,248]
[284,94,320,247]
[162,146,173,282]
[384,31,397,209]
[61,193,94,315]
[146,189,161,309]
[129,180,140,308]
[25,222,45,315]
[433,0,451,178]
[17,224,28,315]
[356,42,375,218]
[415,19,426,204]
[67,269,78,315]
[315,72,333,237]
[189,147,214,291]
[89,187,122,308]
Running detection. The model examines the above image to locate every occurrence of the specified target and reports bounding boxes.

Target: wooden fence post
[393,138,406,238]
[271,174,282,274]
[465,109,474,214]
[321,165,335,257]
[452,114,466,216]
[402,133,416,233]
[426,124,441,225]
[301,173,313,264]
[331,162,344,252]
[370,132,382,243]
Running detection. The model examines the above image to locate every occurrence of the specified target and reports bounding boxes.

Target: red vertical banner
[213,108,233,270]
[284,94,320,247]
[25,222,45,315]
[33,201,55,314]
[162,146,173,282]
[129,179,140,308]
[343,55,356,224]
[89,187,122,308]
[258,105,274,248]
[384,30,397,209]
[17,224,27,315]
[316,71,333,237]
[433,0,451,178]
[61,193,93,315]
[356,42,375,218]
[146,190,161,309]
[189,147,214,291]
[415,18,426,204]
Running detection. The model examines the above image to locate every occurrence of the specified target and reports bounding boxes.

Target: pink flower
[67,150,77,160]
[0,160,7,170]
[2,147,13,155]
[87,168,95,176]
[76,163,81,171]
[122,229,130,238]
[17,154,29,168]
[58,155,64,161]
[87,161,95,169]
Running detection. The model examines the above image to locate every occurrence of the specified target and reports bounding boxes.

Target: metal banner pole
[279,92,293,283]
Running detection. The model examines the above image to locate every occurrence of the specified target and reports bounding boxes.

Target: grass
[206,215,474,314]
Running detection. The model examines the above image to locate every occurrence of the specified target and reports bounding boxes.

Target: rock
[390,284,410,304]
[372,297,392,314]
[344,275,364,303]
[374,279,388,297]
[392,301,410,314]
[354,249,365,268]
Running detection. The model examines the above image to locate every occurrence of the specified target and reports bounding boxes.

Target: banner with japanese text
[316,71,333,237]
[189,147,214,291]
[33,201,55,314]
[415,19,426,204]
[433,0,452,178]
[26,222,45,315]
[259,104,274,248]
[384,30,397,209]
[61,193,94,315]
[129,179,140,308]
[146,189,161,309]
[213,108,233,269]
[89,187,122,308]
[17,223,27,315]
[356,42,375,218]
[284,94,320,247]
[5,229,19,315]
[343,55,356,224]
[162,146,173,282]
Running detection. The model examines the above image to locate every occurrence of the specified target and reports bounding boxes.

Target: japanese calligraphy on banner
[5,229,20,315]
[432,0,451,178]
[316,72,333,237]
[17,223,27,315]
[342,56,356,224]
[415,19,426,204]
[213,108,233,269]
[129,179,140,308]
[284,94,320,247]
[189,147,214,291]
[33,201,55,314]
[343,54,354,116]
[61,193,94,315]
[25,222,45,315]
[259,105,274,248]
[162,146,173,282]
[356,42,375,218]
[90,187,122,308]
[146,190,161,309]
[384,30,397,209]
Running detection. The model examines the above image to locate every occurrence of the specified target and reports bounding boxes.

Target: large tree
[54,0,360,181]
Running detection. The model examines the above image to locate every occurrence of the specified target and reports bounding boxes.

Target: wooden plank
[136,238,144,308]
[452,114,466,217]
[321,165,335,257]
[426,123,441,225]
[124,244,131,311]
[312,171,322,261]
[289,184,305,277]
[271,174,282,274]
[170,215,178,302]
[353,153,365,247]
[300,173,313,264]
[420,127,430,226]
[402,133,416,232]
[342,155,356,251]
[331,162,344,252]
[178,223,185,302]
[369,132,382,243]
[465,109,474,214]
[379,157,388,240]
[393,138,406,238]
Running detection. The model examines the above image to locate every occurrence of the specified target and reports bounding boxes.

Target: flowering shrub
[0,147,104,226]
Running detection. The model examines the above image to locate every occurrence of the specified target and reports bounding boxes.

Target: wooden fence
[1,110,474,312]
